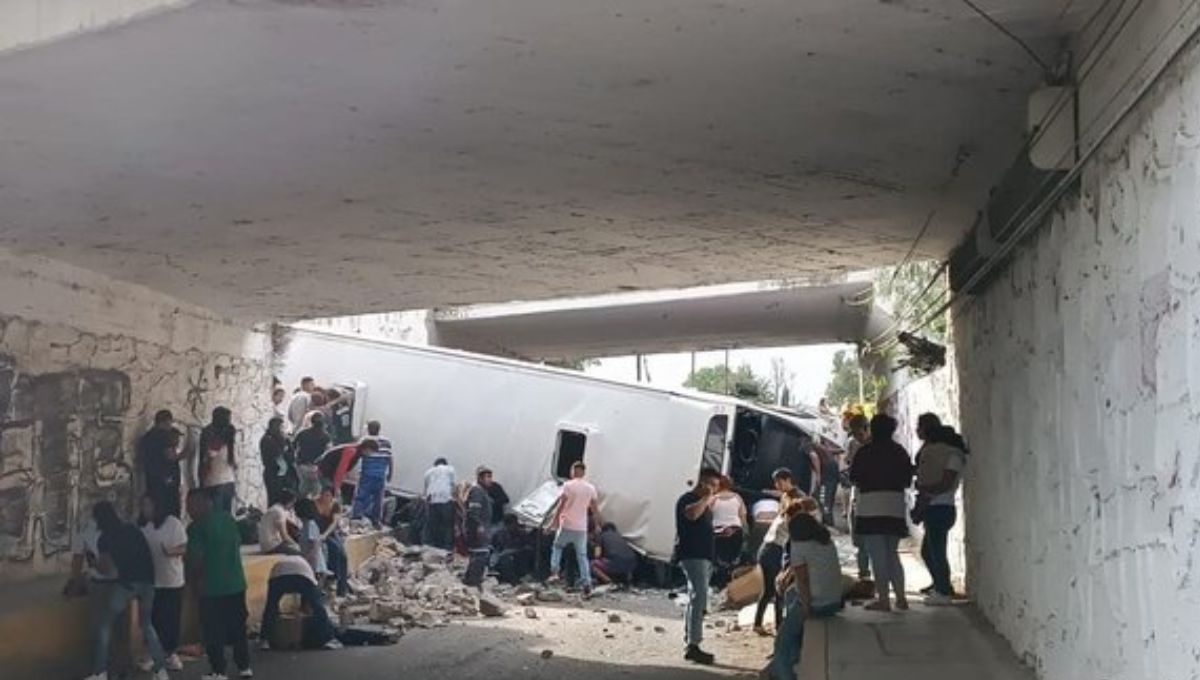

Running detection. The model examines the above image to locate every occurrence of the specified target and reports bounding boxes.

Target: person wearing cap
[462,466,495,588]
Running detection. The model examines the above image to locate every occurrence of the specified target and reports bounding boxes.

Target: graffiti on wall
[0,354,132,563]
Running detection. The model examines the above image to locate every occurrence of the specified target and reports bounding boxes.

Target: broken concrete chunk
[478,594,507,618]
[524,607,539,619]
[516,593,536,606]
[536,589,565,603]
[607,613,622,624]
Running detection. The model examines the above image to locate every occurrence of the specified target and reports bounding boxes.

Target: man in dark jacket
[462,466,494,588]
[139,410,184,518]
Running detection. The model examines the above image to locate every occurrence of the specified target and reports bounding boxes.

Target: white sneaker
[323,639,344,650]
[200,674,228,680]
[137,659,155,672]
[239,670,255,679]
[165,655,184,672]
[83,673,108,680]
[924,592,954,606]
[152,669,169,680]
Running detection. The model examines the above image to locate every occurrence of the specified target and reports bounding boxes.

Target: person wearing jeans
[921,505,957,597]
[674,467,722,666]
[764,512,844,680]
[848,414,914,612]
[89,501,168,680]
[260,556,341,650]
[548,461,601,594]
[915,422,967,605]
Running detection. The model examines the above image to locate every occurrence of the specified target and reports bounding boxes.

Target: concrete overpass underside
[429,277,891,360]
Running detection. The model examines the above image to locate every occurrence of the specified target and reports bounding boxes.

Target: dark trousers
[820,468,839,525]
[712,529,744,588]
[207,483,236,514]
[261,576,337,648]
[148,482,182,521]
[152,587,184,654]
[326,535,350,596]
[755,542,784,629]
[199,592,251,676]
[921,504,957,595]
[424,502,455,550]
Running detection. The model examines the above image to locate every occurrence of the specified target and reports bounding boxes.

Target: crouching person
[260,555,343,651]
[762,512,844,680]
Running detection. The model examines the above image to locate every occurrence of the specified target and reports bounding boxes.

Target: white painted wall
[957,22,1200,680]
[299,310,439,347]
[0,0,189,54]
[0,250,271,581]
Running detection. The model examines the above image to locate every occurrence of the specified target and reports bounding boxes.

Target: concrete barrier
[0,531,385,680]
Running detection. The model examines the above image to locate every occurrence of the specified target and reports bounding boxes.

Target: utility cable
[958,0,1054,75]
[912,0,1200,332]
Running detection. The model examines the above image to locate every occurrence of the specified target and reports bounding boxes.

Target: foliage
[685,363,775,404]
[546,357,601,371]
[824,349,887,411]
[874,259,948,343]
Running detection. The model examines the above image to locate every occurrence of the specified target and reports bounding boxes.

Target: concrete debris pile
[336,538,481,630]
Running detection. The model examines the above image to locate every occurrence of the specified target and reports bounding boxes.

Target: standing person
[287,377,315,433]
[710,476,747,589]
[258,490,302,556]
[259,556,343,651]
[479,468,510,529]
[814,440,842,526]
[139,494,188,673]
[762,513,844,680]
[294,498,329,582]
[186,490,253,679]
[844,414,872,581]
[462,467,495,588]
[548,462,601,595]
[64,511,130,679]
[139,410,185,519]
[350,439,391,526]
[341,422,391,504]
[294,413,331,498]
[271,388,291,437]
[754,483,803,635]
[590,522,638,586]
[260,418,296,508]
[916,423,967,605]
[200,407,239,513]
[675,467,721,666]
[315,487,349,597]
[326,388,355,445]
[423,458,457,550]
[89,501,168,680]
[360,420,393,450]
[848,414,914,612]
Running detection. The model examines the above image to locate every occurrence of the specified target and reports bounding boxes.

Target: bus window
[701,415,729,474]
[554,430,587,479]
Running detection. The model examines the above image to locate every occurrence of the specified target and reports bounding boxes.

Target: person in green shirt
[186,490,253,680]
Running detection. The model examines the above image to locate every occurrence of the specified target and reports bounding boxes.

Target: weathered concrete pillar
[955,5,1200,678]
[0,249,271,584]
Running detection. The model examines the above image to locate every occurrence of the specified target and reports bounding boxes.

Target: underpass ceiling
[0,0,1096,319]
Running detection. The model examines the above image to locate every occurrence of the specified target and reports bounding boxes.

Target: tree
[824,349,886,410]
[874,260,948,343]
[685,363,775,404]
[768,357,794,406]
[545,357,601,371]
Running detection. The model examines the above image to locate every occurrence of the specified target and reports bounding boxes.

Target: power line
[958,0,1054,75]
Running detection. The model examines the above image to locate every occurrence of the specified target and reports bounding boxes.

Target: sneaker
[919,585,935,595]
[152,670,169,680]
[239,670,254,679]
[259,640,271,651]
[200,674,228,680]
[924,592,954,606]
[323,639,344,650]
[137,659,155,672]
[895,597,910,611]
[165,655,184,672]
[684,645,715,665]
[83,673,108,680]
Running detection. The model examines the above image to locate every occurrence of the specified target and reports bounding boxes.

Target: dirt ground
[171,588,773,680]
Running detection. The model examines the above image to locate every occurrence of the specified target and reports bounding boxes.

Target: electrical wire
[911,0,1200,332]
[891,0,1157,335]
[958,0,1054,75]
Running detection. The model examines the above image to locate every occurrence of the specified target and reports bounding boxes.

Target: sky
[583,343,851,406]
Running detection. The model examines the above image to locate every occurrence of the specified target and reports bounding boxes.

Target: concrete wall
[0,250,271,582]
[0,0,189,54]
[956,18,1200,680]
[300,310,439,347]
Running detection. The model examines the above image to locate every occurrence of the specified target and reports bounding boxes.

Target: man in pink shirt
[548,461,602,595]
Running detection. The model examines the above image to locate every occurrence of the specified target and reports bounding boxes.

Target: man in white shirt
[422,458,456,550]
[258,490,302,555]
[287,377,315,432]
[260,555,342,651]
